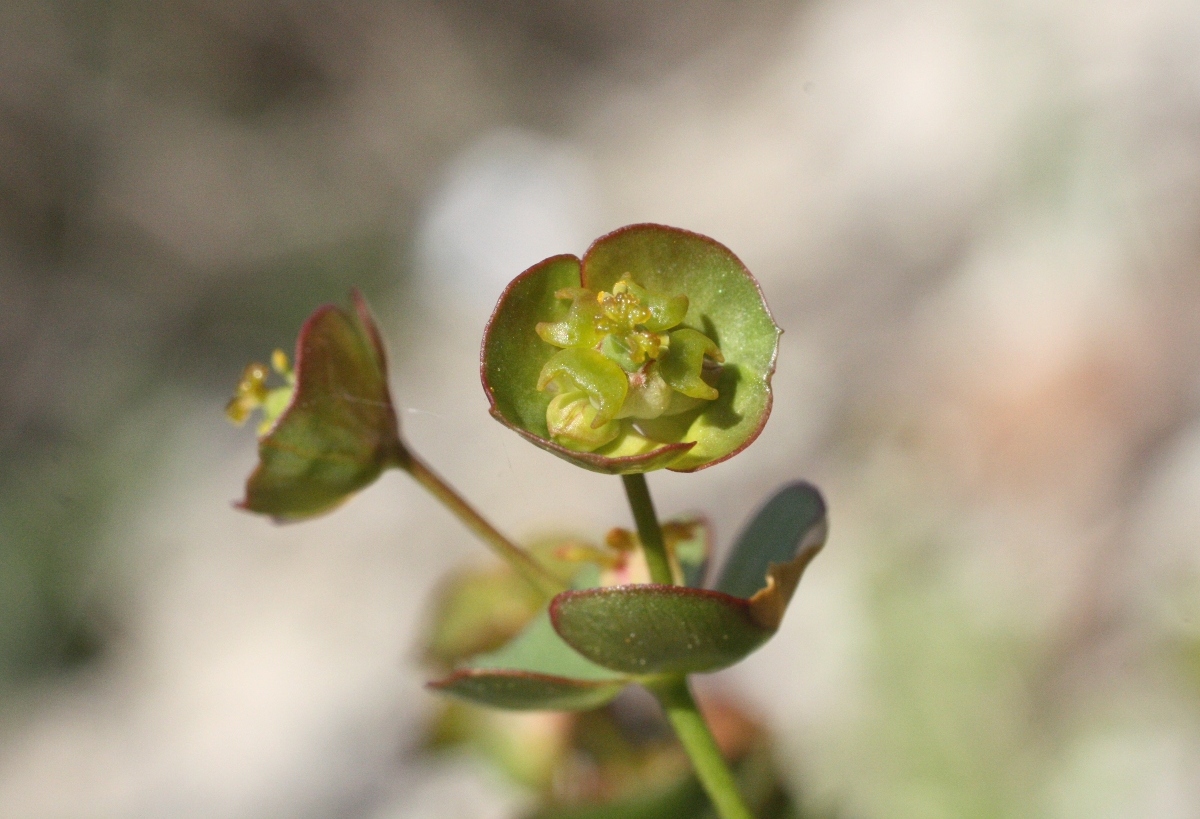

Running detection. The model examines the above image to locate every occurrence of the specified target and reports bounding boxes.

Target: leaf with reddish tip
[550,585,773,675]
[239,291,405,520]
[715,482,827,630]
[550,484,827,674]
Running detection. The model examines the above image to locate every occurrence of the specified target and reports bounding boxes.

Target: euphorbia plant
[227,224,827,819]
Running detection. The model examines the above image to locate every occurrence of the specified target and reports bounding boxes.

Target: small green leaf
[550,586,772,675]
[715,482,827,630]
[715,482,826,598]
[430,611,630,711]
[430,669,626,711]
[548,486,827,676]
[237,291,405,520]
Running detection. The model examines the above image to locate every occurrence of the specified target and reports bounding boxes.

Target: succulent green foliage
[550,483,827,675]
[428,513,717,710]
[550,586,773,675]
[718,481,827,631]
[715,481,827,608]
[482,224,780,474]
[431,611,630,711]
[430,671,624,712]
[236,290,406,520]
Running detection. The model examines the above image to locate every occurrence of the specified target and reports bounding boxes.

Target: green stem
[402,452,564,599]
[621,473,674,586]
[622,474,754,818]
[653,676,755,819]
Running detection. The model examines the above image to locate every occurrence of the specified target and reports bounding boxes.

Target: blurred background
[2,1,1200,816]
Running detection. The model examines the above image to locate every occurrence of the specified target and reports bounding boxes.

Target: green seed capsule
[546,391,622,451]
[537,348,629,429]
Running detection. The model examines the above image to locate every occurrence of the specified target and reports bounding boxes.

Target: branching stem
[402,452,563,599]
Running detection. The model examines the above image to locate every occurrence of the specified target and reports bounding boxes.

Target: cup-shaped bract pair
[431,482,827,711]
[482,224,781,474]
[229,290,406,521]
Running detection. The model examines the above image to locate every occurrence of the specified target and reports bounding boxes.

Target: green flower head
[227,290,406,521]
[482,224,781,474]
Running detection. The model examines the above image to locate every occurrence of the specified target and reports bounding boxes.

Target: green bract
[230,290,406,521]
[427,519,712,710]
[482,224,781,474]
[430,611,629,711]
[430,483,827,709]
[550,482,826,676]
